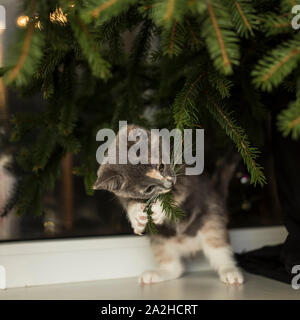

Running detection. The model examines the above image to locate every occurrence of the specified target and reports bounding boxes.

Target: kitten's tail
[0,153,18,217]
[212,148,241,200]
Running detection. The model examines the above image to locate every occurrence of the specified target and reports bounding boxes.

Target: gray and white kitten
[94,125,244,285]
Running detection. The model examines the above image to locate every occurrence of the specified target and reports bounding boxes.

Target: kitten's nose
[164,178,175,189]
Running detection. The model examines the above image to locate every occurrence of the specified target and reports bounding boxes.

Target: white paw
[219,267,244,285]
[138,270,166,284]
[151,201,165,225]
[127,203,147,235]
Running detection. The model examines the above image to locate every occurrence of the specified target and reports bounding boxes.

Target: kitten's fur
[0,127,18,218]
[94,125,244,285]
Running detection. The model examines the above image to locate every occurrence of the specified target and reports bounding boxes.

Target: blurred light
[0,5,6,33]
[35,20,42,30]
[16,15,29,28]
[44,220,56,233]
[240,175,250,185]
[50,7,68,25]
[240,177,248,184]
[241,201,251,211]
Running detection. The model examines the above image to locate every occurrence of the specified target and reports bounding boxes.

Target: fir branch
[235,2,251,30]
[91,0,117,19]
[207,71,233,98]
[73,163,97,196]
[205,96,266,186]
[97,9,135,65]
[161,21,186,57]
[144,199,159,234]
[14,176,41,216]
[157,192,185,222]
[32,129,57,173]
[173,72,204,130]
[144,191,185,234]
[207,3,230,70]
[81,0,136,24]
[168,21,177,55]
[4,0,44,86]
[59,135,81,154]
[252,36,300,91]
[130,19,154,66]
[202,1,240,75]
[185,19,199,47]
[6,23,35,83]
[70,15,111,80]
[58,103,78,136]
[10,113,44,142]
[165,0,175,22]
[259,13,291,36]
[280,0,297,13]
[228,0,258,38]
[173,70,265,186]
[278,100,300,140]
[149,0,188,27]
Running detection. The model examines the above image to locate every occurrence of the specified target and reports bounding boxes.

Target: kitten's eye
[158,164,165,173]
[145,185,155,194]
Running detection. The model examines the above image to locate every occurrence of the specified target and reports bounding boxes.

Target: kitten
[0,128,18,218]
[95,124,244,285]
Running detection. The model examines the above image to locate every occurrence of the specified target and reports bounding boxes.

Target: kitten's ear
[93,174,123,192]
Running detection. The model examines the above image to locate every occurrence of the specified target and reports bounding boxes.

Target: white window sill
[0,226,287,289]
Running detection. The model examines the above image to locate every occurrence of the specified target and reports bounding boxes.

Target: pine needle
[144,192,185,234]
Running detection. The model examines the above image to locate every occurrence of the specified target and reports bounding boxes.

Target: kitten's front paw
[139,268,182,284]
[127,203,147,235]
[219,267,244,285]
[138,270,165,284]
[151,201,165,225]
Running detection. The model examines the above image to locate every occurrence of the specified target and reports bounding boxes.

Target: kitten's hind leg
[139,238,184,284]
[200,217,244,285]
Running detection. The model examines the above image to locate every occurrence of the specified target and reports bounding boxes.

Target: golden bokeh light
[16,15,29,28]
[49,7,68,25]
[35,20,42,30]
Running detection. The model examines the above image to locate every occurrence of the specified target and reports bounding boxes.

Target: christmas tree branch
[227,0,257,37]
[201,1,240,74]
[235,1,251,31]
[252,35,300,91]
[81,0,136,24]
[164,0,175,22]
[144,192,185,234]
[174,73,204,129]
[207,2,230,71]
[7,22,35,83]
[91,0,117,19]
[261,48,300,83]
[4,0,44,86]
[278,100,300,139]
[70,15,111,80]
[173,70,265,186]
[168,21,177,56]
[161,21,185,57]
[185,19,199,46]
[205,95,266,186]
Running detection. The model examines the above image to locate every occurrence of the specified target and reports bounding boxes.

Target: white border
[0,226,287,289]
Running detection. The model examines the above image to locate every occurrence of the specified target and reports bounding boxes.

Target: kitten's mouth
[161,186,174,194]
